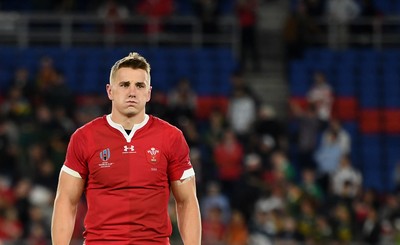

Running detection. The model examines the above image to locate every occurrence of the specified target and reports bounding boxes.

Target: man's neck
[110,113,146,130]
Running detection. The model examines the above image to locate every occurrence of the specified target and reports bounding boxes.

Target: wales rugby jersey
[62,114,195,244]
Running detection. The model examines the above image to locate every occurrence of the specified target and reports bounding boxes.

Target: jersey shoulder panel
[149,115,182,135]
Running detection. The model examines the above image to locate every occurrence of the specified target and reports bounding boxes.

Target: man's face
[107,67,151,118]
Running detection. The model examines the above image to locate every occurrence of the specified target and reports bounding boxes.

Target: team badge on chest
[146,147,160,164]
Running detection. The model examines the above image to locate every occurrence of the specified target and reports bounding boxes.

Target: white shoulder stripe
[180,168,195,180]
[61,165,82,178]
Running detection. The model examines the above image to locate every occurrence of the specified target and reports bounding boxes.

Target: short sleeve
[64,129,89,179]
[166,128,194,181]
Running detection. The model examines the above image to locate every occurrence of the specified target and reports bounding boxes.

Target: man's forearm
[176,199,202,245]
[51,199,78,245]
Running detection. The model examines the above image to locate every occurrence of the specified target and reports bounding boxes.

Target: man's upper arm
[171,176,197,203]
[55,170,85,205]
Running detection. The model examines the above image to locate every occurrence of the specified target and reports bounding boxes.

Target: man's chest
[86,135,168,188]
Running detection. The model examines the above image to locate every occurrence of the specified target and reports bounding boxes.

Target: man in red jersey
[51,52,202,244]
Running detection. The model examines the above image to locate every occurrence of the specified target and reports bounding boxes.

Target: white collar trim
[106,114,149,143]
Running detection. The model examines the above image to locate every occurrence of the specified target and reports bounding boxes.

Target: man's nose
[128,85,137,96]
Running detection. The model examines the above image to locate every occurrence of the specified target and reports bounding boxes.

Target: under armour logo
[123,145,136,153]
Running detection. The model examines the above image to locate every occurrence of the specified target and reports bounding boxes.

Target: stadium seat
[332,97,358,121]
[382,109,400,134]
[336,49,358,67]
[382,72,400,108]
[358,74,380,108]
[359,109,382,133]
[360,134,384,191]
[289,61,310,96]
[383,135,400,191]
[335,66,356,96]
[195,96,228,120]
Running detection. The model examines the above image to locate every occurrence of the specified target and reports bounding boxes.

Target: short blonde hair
[109,52,151,84]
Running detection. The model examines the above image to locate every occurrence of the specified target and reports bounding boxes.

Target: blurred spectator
[13,178,33,238]
[236,0,260,71]
[296,197,317,242]
[0,117,19,180]
[232,153,266,222]
[224,209,249,245]
[380,194,400,227]
[227,79,257,145]
[179,118,201,149]
[292,104,321,170]
[73,95,105,126]
[285,182,303,215]
[230,71,260,106]
[299,168,324,201]
[97,0,129,35]
[331,155,362,198]
[0,207,23,241]
[331,203,353,243]
[350,0,381,45]
[326,0,361,49]
[145,90,169,120]
[167,78,197,127]
[23,143,47,180]
[283,0,320,60]
[34,104,58,143]
[314,215,333,243]
[200,181,231,224]
[360,204,381,243]
[213,128,244,199]
[269,150,296,182]
[307,71,334,124]
[26,205,51,243]
[42,72,73,110]
[35,56,58,94]
[135,0,174,35]
[314,129,345,193]
[248,203,276,245]
[33,159,58,192]
[202,108,227,150]
[201,205,226,245]
[321,118,351,155]
[52,106,76,136]
[1,87,33,124]
[253,184,286,216]
[10,67,35,100]
[253,104,286,152]
[190,148,204,189]
[194,0,221,44]
[200,108,227,182]
[276,214,304,243]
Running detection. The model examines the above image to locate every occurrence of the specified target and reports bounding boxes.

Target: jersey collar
[106,114,150,143]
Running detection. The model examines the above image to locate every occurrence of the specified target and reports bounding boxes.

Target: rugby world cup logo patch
[100,148,111,161]
[146,147,160,164]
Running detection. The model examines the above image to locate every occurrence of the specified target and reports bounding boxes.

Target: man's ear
[146,86,152,102]
[106,84,113,100]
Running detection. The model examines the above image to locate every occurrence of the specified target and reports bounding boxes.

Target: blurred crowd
[1,0,400,245]
[0,51,399,245]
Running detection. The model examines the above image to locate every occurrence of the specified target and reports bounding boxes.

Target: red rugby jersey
[62,114,194,244]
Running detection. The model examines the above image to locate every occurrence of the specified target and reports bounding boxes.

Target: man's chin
[124,108,140,117]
